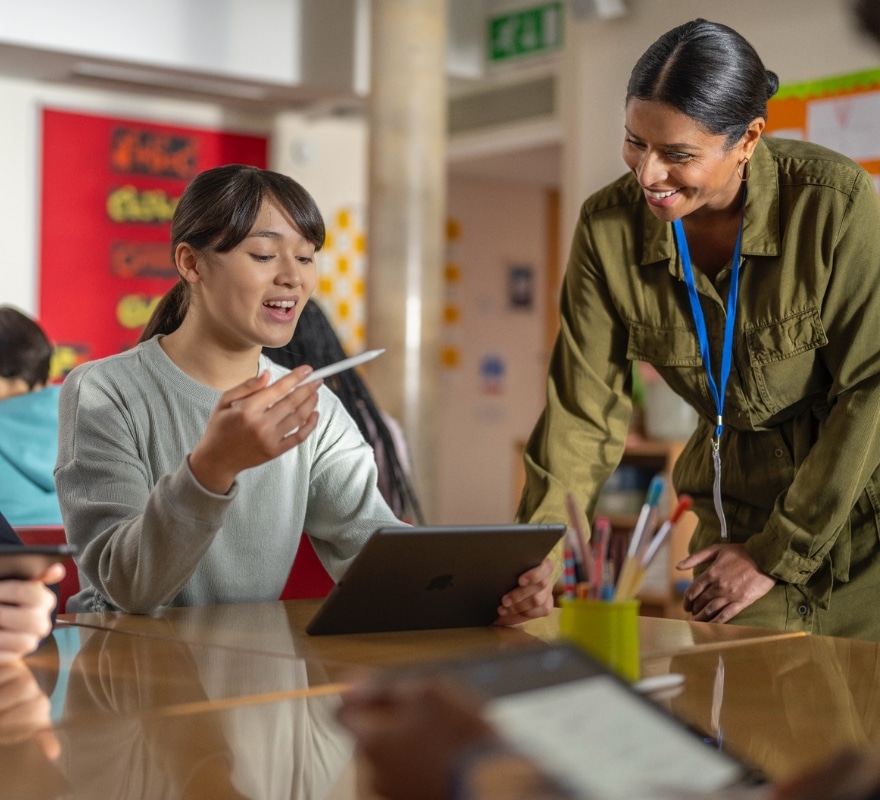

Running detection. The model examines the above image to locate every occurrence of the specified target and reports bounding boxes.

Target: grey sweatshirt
[56,336,399,613]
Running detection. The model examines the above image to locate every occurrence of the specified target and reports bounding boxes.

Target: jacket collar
[639,137,780,271]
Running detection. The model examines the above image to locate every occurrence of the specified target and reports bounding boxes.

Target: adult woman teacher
[56,164,552,619]
[517,19,880,637]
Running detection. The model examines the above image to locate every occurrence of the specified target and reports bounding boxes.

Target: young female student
[517,19,880,638]
[56,164,552,617]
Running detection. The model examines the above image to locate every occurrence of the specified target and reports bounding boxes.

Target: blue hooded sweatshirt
[0,385,63,526]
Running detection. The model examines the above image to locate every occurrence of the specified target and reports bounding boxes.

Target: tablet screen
[486,674,767,800]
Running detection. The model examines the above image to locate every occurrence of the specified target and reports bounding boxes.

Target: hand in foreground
[0,563,63,664]
[773,747,880,800]
[495,557,554,626]
[677,544,775,623]
[189,366,322,494]
[337,675,499,800]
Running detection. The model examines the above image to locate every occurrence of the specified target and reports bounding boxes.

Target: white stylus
[298,348,386,385]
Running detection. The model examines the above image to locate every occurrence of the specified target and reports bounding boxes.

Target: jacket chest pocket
[626,322,712,416]
[745,308,828,417]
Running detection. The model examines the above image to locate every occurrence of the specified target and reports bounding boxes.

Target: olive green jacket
[518,137,880,607]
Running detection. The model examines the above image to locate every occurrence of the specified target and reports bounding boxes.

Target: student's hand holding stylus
[189,365,322,495]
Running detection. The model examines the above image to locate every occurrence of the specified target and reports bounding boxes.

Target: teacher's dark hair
[140,164,325,342]
[626,19,779,146]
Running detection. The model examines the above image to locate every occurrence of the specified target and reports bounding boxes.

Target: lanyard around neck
[672,185,747,537]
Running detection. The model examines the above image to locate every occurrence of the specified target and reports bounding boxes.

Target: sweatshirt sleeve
[55,366,234,613]
[300,388,404,580]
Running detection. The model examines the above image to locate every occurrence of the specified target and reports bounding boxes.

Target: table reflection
[0,658,68,798]
[3,623,356,799]
[664,634,880,782]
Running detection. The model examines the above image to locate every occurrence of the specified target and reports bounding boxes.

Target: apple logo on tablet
[426,574,453,591]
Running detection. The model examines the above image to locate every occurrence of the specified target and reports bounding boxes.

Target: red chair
[13,525,79,613]
[279,535,335,600]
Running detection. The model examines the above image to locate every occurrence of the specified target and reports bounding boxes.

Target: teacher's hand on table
[677,544,775,624]
[495,557,554,625]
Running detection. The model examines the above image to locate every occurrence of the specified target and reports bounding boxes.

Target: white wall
[0,0,299,83]
[439,175,549,523]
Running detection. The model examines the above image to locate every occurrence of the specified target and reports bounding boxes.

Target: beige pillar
[366,0,447,522]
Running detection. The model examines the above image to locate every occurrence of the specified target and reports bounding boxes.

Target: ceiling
[0,41,360,115]
[0,39,557,186]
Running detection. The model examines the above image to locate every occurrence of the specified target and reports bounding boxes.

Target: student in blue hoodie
[0,307,63,527]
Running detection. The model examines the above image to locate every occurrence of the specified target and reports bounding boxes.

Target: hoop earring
[737,157,751,182]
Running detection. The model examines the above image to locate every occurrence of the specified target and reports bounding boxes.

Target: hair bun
[766,70,780,100]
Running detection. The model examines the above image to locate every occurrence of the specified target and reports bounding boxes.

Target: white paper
[485,675,761,800]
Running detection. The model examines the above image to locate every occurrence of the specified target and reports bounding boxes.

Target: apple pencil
[298,348,386,386]
[274,348,386,421]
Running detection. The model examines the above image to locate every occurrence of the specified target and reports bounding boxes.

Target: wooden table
[0,600,831,799]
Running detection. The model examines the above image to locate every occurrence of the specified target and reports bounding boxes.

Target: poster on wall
[38,108,267,377]
[766,67,880,192]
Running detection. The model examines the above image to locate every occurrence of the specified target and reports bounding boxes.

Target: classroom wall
[439,175,549,523]
[0,76,271,314]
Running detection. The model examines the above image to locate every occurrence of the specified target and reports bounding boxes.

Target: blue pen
[614,474,664,601]
[628,474,665,562]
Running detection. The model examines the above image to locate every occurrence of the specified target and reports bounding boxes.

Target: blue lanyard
[672,186,746,537]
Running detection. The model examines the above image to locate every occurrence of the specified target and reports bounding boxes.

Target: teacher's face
[622,99,755,223]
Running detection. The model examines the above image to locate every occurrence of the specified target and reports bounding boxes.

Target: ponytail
[139,281,189,343]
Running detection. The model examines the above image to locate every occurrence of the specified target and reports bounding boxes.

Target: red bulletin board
[766,68,880,190]
[38,108,267,377]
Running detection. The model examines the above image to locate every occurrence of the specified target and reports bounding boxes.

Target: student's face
[622,99,758,223]
[189,200,317,350]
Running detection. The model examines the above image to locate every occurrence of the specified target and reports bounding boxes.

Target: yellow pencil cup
[558,597,640,683]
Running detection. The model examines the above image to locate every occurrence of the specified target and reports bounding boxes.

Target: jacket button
[797,604,809,616]
[774,449,784,458]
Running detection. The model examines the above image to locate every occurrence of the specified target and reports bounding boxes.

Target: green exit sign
[488,2,564,62]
